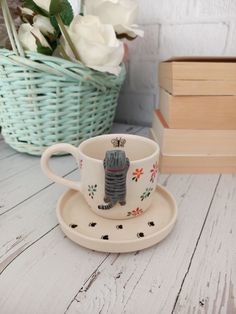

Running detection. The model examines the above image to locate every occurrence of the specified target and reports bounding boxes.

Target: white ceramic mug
[41,134,160,220]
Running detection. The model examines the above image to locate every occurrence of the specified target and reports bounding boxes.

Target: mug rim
[79,133,160,163]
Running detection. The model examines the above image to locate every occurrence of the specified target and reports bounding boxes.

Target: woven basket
[0,1,126,155]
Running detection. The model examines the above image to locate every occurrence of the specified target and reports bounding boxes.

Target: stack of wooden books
[150,57,236,173]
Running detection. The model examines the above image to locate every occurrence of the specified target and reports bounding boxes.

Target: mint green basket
[0,0,126,155]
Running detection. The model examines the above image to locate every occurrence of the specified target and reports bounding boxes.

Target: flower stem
[58,44,70,61]
[80,0,85,15]
[55,14,80,61]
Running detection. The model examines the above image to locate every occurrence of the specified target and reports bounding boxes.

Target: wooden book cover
[149,128,236,173]
[159,57,236,81]
[159,78,236,96]
[160,155,236,173]
[152,110,236,155]
[159,57,236,95]
[159,89,236,130]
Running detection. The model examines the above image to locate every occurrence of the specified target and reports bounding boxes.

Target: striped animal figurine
[98,150,130,210]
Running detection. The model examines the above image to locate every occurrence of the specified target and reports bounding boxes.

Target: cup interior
[79,134,159,162]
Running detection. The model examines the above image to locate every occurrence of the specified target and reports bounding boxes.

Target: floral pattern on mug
[80,159,83,169]
[150,161,158,183]
[140,187,153,201]
[88,184,97,199]
[132,168,144,182]
[127,207,143,217]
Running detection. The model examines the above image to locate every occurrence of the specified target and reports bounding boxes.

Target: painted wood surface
[0,140,17,160]
[0,124,235,314]
[174,174,236,314]
[65,175,219,314]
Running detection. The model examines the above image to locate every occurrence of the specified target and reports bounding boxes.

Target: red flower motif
[127,207,143,217]
[150,162,159,183]
[132,168,144,182]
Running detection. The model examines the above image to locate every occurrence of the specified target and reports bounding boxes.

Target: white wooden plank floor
[0,124,235,314]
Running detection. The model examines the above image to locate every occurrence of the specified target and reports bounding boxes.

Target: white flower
[61,15,124,75]
[33,0,50,12]
[85,0,143,38]
[20,7,34,16]
[33,15,55,35]
[18,23,51,52]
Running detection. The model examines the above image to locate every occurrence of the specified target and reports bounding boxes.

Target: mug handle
[41,143,82,191]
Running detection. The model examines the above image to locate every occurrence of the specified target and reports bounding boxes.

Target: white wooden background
[115,0,236,125]
[66,0,236,125]
[0,124,235,314]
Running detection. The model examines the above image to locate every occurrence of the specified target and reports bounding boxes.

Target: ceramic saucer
[56,185,177,253]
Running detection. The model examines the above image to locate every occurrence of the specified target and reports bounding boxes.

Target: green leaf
[49,16,60,35]
[49,0,64,15]
[23,0,49,17]
[49,0,73,34]
[31,32,53,55]
[37,45,53,55]
[49,0,73,25]
[48,39,58,52]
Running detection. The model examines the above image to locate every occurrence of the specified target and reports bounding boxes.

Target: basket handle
[0,0,25,57]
